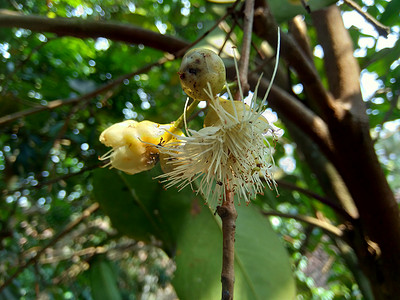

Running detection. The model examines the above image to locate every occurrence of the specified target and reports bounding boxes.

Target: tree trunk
[312,6,400,299]
[253,2,400,299]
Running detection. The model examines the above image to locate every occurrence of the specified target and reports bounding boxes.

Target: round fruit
[178,48,226,101]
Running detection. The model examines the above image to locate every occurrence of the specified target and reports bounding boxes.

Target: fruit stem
[164,99,200,141]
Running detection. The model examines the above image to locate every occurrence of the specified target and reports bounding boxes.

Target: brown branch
[312,7,361,105]
[2,163,103,196]
[178,0,240,58]
[214,7,253,296]
[215,8,254,297]
[0,9,188,54]
[238,0,255,97]
[262,211,344,238]
[217,187,237,300]
[0,202,100,293]
[276,179,353,221]
[342,0,390,38]
[288,16,313,62]
[253,1,337,121]
[0,57,168,126]
[0,2,238,61]
[248,74,335,160]
[312,6,400,299]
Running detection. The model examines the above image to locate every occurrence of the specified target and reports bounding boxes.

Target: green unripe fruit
[178,48,226,101]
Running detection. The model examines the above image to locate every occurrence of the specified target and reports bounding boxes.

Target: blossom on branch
[157,84,281,208]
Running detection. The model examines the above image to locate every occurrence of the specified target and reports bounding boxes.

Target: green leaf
[379,0,400,26]
[172,203,296,299]
[89,257,122,300]
[360,39,400,74]
[91,167,193,254]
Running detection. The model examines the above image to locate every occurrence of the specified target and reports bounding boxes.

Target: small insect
[216,181,223,186]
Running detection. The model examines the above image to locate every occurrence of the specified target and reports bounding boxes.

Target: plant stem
[162,99,200,144]
[171,99,199,132]
[216,1,253,297]
[217,186,237,300]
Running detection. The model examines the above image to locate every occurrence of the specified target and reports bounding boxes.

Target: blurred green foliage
[0,0,399,299]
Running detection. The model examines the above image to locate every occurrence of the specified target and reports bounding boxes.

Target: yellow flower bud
[99,120,173,175]
[178,48,226,101]
[204,98,270,132]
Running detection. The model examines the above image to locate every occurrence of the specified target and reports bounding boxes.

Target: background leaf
[172,202,296,299]
[89,256,123,300]
[92,167,194,255]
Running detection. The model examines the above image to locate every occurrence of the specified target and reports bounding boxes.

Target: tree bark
[0,9,188,54]
[252,1,400,298]
[312,6,400,299]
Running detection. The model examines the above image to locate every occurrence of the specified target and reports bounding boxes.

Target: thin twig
[176,0,240,58]
[262,210,344,238]
[238,0,255,97]
[0,58,168,126]
[275,179,353,221]
[343,0,390,38]
[217,187,237,300]
[301,0,311,14]
[218,19,238,56]
[0,202,100,293]
[2,162,103,196]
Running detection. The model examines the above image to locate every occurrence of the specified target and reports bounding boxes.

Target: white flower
[157,84,281,208]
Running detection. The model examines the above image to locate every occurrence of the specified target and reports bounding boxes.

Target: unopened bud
[99,120,173,175]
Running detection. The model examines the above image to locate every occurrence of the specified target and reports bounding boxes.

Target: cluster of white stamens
[157,80,280,208]
[157,36,282,208]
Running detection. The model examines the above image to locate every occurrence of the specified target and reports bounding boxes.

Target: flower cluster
[99,47,281,208]
[157,88,280,208]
